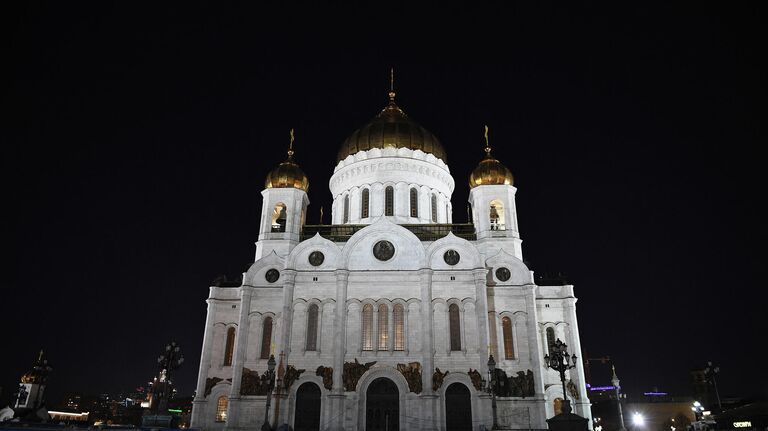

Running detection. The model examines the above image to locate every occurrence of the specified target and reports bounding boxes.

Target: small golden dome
[264,129,309,192]
[337,93,447,163]
[469,126,514,188]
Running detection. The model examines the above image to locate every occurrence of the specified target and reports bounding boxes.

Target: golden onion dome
[337,90,447,163]
[264,129,309,192]
[469,126,514,188]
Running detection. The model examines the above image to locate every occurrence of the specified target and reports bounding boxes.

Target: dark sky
[4,3,765,407]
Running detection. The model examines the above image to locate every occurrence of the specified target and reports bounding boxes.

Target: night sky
[5,3,765,407]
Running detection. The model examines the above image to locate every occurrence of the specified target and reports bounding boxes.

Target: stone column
[225,287,253,430]
[563,292,592,422]
[280,270,297,356]
[524,284,548,428]
[329,270,350,431]
[472,269,490,357]
[418,269,439,431]
[192,293,218,427]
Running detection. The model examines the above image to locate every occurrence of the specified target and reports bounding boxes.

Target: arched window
[362,304,373,351]
[489,199,506,231]
[385,186,394,216]
[393,304,405,351]
[378,304,389,350]
[361,189,370,218]
[449,304,461,351]
[260,317,273,359]
[271,203,287,232]
[410,188,418,217]
[223,327,235,366]
[306,304,319,351]
[502,317,515,359]
[546,327,556,354]
[215,396,228,422]
[343,195,350,223]
[553,397,563,415]
[431,194,438,222]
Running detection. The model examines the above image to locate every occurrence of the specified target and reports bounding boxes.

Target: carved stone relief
[315,366,333,390]
[396,362,422,394]
[342,359,376,391]
[432,367,449,391]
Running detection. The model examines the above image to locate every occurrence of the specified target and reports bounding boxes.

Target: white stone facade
[191,135,591,431]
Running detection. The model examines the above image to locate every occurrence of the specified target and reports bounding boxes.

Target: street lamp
[155,341,184,412]
[544,338,578,415]
[703,361,722,410]
[261,354,276,431]
[487,355,499,430]
[632,412,644,428]
[691,401,704,420]
[611,365,627,431]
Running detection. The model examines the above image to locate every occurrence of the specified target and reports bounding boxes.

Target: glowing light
[632,413,645,427]
[733,422,752,428]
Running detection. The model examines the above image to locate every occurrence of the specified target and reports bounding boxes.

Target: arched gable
[341,217,426,270]
[485,249,534,286]
[425,232,483,270]
[242,251,286,287]
[286,233,342,270]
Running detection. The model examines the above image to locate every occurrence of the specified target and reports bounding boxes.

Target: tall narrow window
[431,194,438,222]
[362,304,373,351]
[502,317,515,359]
[449,304,461,351]
[393,304,405,351]
[306,304,319,351]
[378,304,389,350]
[260,317,273,359]
[343,195,350,223]
[546,327,556,354]
[385,186,394,216]
[271,203,287,232]
[215,396,228,422]
[223,327,235,366]
[410,188,418,218]
[361,189,370,218]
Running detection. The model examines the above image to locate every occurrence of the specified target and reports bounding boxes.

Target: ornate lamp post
[487,354,500,430]
[544,338,578,415]
[611,365,626,431]
[261,354,277,431]
[155,341,184,412]
[703,361,722,410]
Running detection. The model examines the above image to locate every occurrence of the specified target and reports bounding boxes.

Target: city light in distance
[632,412,645,427]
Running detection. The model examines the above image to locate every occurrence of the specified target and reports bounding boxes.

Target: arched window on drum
[361,188,370,219]
[385,186,394,216]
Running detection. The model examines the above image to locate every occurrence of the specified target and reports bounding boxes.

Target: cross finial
[484,125,492,156]
[288,128,295,158]
[388,67,396,102]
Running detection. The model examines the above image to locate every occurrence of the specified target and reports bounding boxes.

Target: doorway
[445,383,472,431]
[294,382,321,431]
[365,377,399,431]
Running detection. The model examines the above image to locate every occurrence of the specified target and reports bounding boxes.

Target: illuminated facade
[191,88,591,430]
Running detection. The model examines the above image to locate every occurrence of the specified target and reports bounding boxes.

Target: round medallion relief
[495,267,511,282]
[372,240,395,261]
[308,251,325,267]
[443,249,461,266]
[265,268,280,283]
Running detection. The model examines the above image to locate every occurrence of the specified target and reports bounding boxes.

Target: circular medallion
[372,240,395,261]
[265,269,280,283]
[495,267,511,282]
[443,249,461,266]
[308,251,325,267]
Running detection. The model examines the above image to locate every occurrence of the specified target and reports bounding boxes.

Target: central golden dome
[337,93,447,163]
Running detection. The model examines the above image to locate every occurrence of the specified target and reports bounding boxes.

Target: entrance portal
[445,383,472,431]
[294,382,321,431]
[365,377,399,431]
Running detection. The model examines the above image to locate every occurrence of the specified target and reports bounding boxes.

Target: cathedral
[190,84,592,431]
